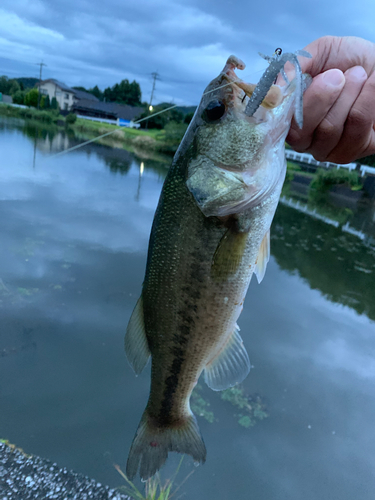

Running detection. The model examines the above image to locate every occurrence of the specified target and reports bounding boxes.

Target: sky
[0,0,374,106]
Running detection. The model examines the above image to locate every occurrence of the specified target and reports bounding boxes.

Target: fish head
[184,55,309,218]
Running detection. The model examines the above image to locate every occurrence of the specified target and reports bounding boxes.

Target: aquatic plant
[191,384,215,423]
[191,383,269,428]
[114,458,193,500]
[220,387,269,428]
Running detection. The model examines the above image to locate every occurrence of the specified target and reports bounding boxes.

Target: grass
[73,117,161,138]
[310,168,362,192]
[114,458,193,500]
[0,104,60,123]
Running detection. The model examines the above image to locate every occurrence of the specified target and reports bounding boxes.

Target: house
[36,78,144,124]
[36,79,99,111]
[72,99,144,123]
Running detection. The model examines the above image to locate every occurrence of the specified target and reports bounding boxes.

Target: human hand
[286,36,375,164]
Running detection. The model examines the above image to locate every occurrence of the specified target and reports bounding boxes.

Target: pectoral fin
[211,229,247,280]
[204,326,250,391]
[254,230,270,284]
[124,296,150,375]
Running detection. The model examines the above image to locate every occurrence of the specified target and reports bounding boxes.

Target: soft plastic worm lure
[245,49,312,128]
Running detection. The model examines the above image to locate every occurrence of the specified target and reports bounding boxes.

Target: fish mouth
[219,55,285,112]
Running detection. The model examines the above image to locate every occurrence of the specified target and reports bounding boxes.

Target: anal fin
[255,229,270,284]
[204,326,250,391]
[125,296,150,375]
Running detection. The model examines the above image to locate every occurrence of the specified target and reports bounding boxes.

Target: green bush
[17,107,58,123]
[24,88,39,107]
[163,121,188,143]
[310,168,361,192]
[12,90,26,105]
[65,113,77,124]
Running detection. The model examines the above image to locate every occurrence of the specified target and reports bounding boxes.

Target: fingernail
[345,65,367,81]
[322,69,345,87]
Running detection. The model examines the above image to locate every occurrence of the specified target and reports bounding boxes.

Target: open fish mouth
[216,49,312,128]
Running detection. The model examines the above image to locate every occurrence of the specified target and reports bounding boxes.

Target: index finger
[300,36,375,77]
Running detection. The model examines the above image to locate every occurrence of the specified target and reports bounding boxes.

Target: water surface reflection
[0,117,374,500]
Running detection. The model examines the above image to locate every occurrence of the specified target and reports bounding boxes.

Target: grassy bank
[0,104,184,154]
[71,117,185,154]
[0,103,60,123]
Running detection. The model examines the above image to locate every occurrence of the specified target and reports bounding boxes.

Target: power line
[145,71,161,129]
[36,61,47,110]
[149,71,161,109]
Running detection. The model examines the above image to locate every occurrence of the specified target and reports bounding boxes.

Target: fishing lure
[245,49,312,128]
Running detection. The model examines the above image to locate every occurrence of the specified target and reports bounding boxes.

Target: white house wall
[39,82,74,110]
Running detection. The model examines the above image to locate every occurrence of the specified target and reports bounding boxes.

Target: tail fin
[126,411,206,481]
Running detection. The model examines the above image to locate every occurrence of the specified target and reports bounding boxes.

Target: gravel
[0,442,132,500]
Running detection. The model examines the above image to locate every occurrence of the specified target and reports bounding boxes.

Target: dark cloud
[1,0,374,104]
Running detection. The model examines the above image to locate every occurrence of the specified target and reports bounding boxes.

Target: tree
[8,80,21,96]
[103,79,141,105]
[138,104,184,129]
[44,95,50,109]
[90,85,102,100]
[0,76,10,94]
[184,112,195,124]
[12,90,26,105]
[50,97,58,110]
[24,88,39,107]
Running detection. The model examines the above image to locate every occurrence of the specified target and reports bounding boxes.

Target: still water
[1,117,375,499]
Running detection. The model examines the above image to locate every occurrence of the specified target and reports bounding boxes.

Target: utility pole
[36,61,47,110]
[146,71,160,129]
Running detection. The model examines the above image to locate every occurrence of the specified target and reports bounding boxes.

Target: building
[37,79,98,111]
[36,78,144,125]
[72,99,143,123]
[0,94,13,104]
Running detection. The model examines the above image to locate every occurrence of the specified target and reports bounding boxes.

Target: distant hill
[16,77,39,89]
[158,103,197,116]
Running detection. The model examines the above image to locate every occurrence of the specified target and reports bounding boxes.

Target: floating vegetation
[17,287,39,297]
[220,386,269,428]
[50,284,63,291]
[191,383,268,428]
[191,384,215,423]
[14,237,45,258]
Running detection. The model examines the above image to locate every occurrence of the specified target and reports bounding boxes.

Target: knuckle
[347,106,371,130]
[307,146,329,162]
[316,116,337,138]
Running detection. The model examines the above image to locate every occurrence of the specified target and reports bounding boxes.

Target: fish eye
[202,100,226,122]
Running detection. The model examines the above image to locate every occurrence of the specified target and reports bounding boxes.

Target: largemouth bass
[125,51,310,480]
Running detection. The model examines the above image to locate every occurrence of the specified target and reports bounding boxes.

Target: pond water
[1,117,375,500]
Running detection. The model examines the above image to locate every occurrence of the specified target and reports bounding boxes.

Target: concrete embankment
[0,442,131,500]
